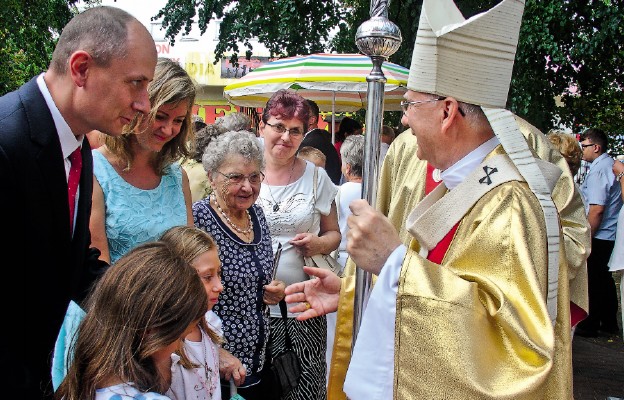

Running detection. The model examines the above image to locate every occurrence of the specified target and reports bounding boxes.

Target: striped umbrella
[223,53,409,112]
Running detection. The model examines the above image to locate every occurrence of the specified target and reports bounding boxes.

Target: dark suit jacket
[0,77,108,399]
[300,128,342,185]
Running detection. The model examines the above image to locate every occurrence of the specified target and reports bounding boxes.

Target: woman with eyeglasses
[192,130,283,400]
[258,90,340,400]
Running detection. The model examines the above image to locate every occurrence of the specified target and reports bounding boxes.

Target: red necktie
[68,147,82,230]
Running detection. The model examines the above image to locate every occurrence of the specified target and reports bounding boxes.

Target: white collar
[36,73,83,158]
[305,127,317,137]
[441,136,500,190]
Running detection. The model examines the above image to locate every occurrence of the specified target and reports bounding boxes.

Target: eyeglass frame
[400,97,466,117]
[215,170,265,185]
[264,121,304,137]
[580,143,596,149]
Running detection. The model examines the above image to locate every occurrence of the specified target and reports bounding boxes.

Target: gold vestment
[394,146,571,399]
[328,119,588,399]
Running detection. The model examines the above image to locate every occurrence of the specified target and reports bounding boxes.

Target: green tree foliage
[156,0,622,152]
[512,0,623,154]
[0,0,78,95]
[154,0,343,64]
[330,0,624,153]
[7,1,618,152]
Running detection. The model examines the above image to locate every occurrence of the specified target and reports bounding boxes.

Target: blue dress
[93,151,188,263]
[193,197,273,387]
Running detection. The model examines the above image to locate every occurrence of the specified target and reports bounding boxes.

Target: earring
[220,185,230,207]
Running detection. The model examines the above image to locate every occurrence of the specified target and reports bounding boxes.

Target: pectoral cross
[479,166,498,185]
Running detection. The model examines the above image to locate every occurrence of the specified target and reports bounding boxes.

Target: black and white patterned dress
[259,162,338,400]
[193,198,273,387]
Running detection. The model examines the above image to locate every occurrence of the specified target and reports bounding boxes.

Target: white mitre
[408,0,561,323]
[408,0,523,107]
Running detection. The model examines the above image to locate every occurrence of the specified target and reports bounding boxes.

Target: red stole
[424,163,460,263]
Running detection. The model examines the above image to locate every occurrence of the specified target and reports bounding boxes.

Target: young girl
[160,226,224,400]
[55,242,208,400]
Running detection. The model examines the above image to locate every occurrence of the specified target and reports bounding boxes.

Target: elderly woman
[335,134,365,269]
[215,111,253,133]
[258,90,340,400]
[192,130,284,400]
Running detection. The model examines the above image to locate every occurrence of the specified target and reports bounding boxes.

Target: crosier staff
[352,0,402,346]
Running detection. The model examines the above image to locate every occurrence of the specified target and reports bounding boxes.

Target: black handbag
[262,300,301,399]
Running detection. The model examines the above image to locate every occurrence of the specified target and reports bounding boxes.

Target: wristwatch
[617,171,624,181]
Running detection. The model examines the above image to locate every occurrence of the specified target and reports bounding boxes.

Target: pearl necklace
[213,197,253,235]
[265,158,296,212]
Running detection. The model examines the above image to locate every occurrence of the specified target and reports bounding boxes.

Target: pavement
[573,329,624,399]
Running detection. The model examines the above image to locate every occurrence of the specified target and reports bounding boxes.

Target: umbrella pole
[352,0,402,348]
[332,91,336,144]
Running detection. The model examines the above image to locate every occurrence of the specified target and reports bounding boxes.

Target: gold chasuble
[375,132,428,246]
[327,121,588,399]
[395,147,572,399]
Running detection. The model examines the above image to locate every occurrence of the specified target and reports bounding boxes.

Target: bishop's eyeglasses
[400,97,465,116]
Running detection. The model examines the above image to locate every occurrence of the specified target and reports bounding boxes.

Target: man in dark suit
[301,99,342,184]
[0,6,157,398]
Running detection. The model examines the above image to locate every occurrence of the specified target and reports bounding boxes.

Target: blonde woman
[90,57,196,264]
[547,130,582,177]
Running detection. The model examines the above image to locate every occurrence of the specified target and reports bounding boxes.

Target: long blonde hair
[547,130,582,176]
[104,57,196,174]
[159,226,223,368]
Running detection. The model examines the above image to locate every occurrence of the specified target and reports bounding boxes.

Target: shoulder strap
[278,299,295,350]
[306,166,320,234]
[312,165,318,204]
[335,186,341,221]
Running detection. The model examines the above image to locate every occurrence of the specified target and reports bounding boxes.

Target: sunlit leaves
[155,0,344,63]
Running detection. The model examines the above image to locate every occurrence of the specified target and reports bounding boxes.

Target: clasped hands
[289,232,323,258]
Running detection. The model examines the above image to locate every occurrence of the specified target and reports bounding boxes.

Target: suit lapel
[20,78,72,239]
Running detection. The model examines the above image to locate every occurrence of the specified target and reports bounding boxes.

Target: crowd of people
[1,1,623,400]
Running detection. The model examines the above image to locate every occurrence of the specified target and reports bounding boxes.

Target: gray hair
[202,130,265,174]
[50,6,138,74]
[382,125,395,139]
[215,112,252,132]
[340,135,365,177]
[193,124,226,163]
